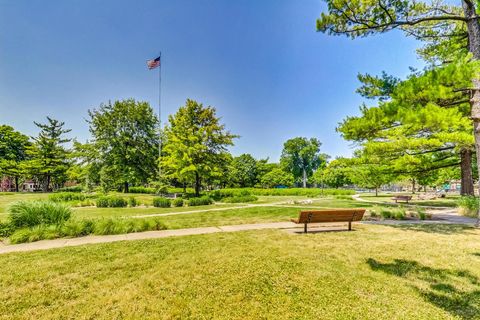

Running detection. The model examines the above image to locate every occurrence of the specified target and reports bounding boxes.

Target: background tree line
[0,98,331,195]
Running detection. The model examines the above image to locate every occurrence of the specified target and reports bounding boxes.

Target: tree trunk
[412,179,416,194]
[375,187,378,197]
[302,168,307,188]
[462,0,480,226]
[45,175,51,192]
[460,149,475,196]
[124,181,129,193]
[14,176,19,192]
[195,172,200,197]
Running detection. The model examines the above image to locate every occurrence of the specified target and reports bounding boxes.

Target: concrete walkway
[0,222,295,255]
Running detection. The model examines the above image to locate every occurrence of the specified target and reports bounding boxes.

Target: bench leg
[348,221,352,231]
[304,223,307,233]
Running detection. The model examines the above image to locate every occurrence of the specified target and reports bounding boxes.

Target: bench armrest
[290,218,299,224]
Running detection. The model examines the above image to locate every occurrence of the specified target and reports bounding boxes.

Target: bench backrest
[297,209,365,224]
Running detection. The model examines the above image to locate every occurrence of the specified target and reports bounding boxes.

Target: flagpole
[158,51,162,180]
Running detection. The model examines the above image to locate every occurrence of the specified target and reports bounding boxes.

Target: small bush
[109,196,128,208]
[380,208,392,219]
[368,207,378,218]
[95,196,127,208]
[222,195,258,203]
[96,196,110,208]
[60,220,95,237]
[153,197,171,208]
[129,186,156,194]
[188,196,213,206]
[55,186,83,193]
[49,192,87,202]
[172,198,184,207]
[128,197,138,207]
[415,207,427,220]
[457,196,479,217]
[393,208,406,220]
[9,201,72,228]
[0,222,14,237]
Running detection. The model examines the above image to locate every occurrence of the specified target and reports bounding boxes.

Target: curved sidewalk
[0,222,295,255]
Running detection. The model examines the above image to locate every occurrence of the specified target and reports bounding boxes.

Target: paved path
[0,222,296,255]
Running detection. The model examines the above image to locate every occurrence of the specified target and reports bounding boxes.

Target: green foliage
[221,195,258,203]
[187,196,213,206]
[153,197,171,208]
[129,186,157,194]
[280,137,327,187]
[8,218,167,243]
[48,192,89,202]
[128,197,138,207]
[0,125,31,190]
[172,198,184,207]
[318,158,353,188]
[0,221,15,237]
[457,196,479,217]
[228,154,258,187]
[8,201,72,228]
[208,188,252,200]
[161,99,237,196]
[216,187,354,197]
[260,168,294,188]
[55,186,83,193]
[96,196,127,208]
[23,117,71,191]
[88,99,159,192]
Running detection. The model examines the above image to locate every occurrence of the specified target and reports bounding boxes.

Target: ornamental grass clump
[153,197,171,208]
[187,196,213,206]
[8,200,72,229]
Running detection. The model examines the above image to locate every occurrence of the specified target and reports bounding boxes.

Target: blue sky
[0,0,422,162]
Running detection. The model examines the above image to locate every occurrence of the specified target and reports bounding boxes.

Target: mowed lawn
[1,224,480,319]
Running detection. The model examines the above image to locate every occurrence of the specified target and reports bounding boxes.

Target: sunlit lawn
[1,224,480,319]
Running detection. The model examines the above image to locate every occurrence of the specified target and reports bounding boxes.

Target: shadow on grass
[367,258,480,319]
[383,224,476,235]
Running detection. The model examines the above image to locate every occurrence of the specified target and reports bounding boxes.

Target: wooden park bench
[391,195,412,203]
[290,209,366,233]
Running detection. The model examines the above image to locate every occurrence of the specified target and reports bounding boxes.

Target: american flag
[146,56,160,69]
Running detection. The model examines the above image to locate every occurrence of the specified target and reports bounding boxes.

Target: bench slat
[294,209,365,224]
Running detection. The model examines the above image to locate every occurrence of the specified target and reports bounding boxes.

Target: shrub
[415,207,427,220]
[380,208,393,219]
[172,198,184,207]
[129,186,156,194]
[153,197,171,208]
[108,196,128,208]
[60,220,95,237]
[393,208,406,220]
[188,196,213,206]
[95,196,127,208]
[9,201,72,228]
[128,197,138,207]
[222,195,258,203]
[96,196,110,208]
[0,222,14,237]
[209,188,355,198]
[49,192,87,202]
[55,186,83,193]
[457,196,479,217]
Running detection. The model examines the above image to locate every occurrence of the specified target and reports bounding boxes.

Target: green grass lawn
[1,224,480,319]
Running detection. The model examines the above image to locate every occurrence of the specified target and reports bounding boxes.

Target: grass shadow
[382,223,476,235]
[367,258,480,319]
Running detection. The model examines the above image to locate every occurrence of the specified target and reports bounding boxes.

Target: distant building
[22,180,41,192]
